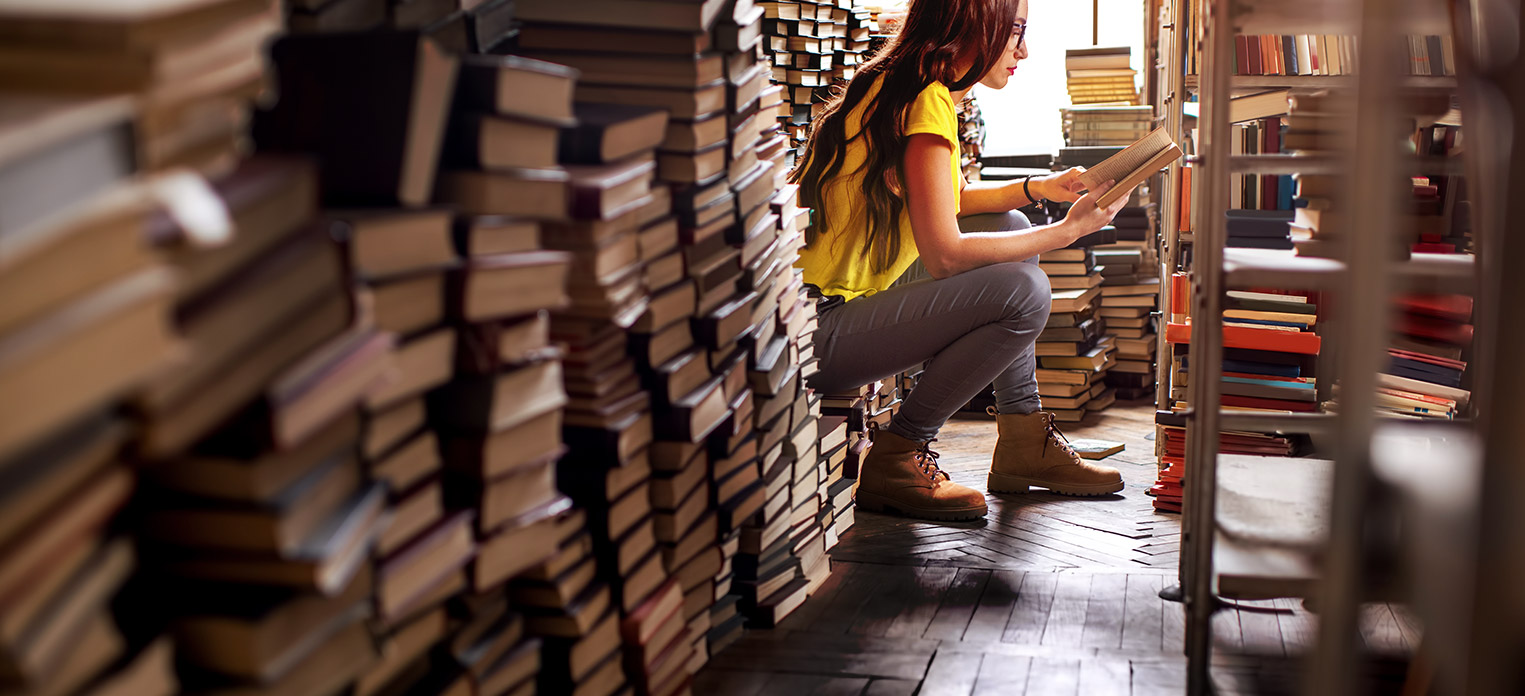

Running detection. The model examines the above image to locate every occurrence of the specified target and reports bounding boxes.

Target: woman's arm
[957,167,1087,215]
[904,134,1126,279]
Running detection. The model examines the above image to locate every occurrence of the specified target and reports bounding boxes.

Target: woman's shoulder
[912,81,956,108]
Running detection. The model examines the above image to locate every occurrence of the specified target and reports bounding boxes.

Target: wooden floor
[696,401,1418,695]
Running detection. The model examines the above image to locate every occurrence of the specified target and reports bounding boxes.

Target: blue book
[1223,376,1315,389]
[1225,318,1310,329]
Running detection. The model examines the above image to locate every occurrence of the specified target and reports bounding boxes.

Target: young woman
[794,0,1132,521]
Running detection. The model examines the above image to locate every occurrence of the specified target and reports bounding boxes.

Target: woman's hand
[1035,167,1087,203]
[1060,179,1128,241]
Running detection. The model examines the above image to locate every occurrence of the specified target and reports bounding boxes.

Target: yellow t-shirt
[797,77,963,303]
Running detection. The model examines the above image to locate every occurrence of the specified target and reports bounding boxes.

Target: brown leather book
[428,360,567,433]
[331,208,457,281]
[447,250,572,323]
[171,565,372,682]
[444,112,560,171]
[440,409,562,481]
[473,497,569,590]
[157,482,385,596]
[256,30,458,207]
[377,511,475,622]
[453,216,539,258]
[560,103,669,165]
[455,54,577,126]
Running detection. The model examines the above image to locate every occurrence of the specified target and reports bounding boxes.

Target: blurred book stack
[756,0,877,159]
[1096,239,1160,399]
[1361,294,1473,420]
[0,92,181,696]
[1064,46,1139,106]
[0,0,281,178]
[1061,105,1153,147]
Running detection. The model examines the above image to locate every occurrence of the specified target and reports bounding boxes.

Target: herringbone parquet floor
[695,401,1418,695]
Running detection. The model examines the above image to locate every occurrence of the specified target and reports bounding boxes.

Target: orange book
[1178,164,1193,232]
[1165,322,1322,355]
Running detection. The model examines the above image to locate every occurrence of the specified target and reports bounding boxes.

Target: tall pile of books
[757,0,877,157]
[1037,232,1116,420]
[1096,236,1161,399]
[1061,105,1153,147]
[1065,46,1138,105]
[0,88,185,696]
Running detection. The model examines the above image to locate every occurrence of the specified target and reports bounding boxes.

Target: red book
[1166,322,1322,355]
[1397,314,1474,346]
[1398,294,1473,322]
[1235,36,1251,75]
[1388,348,1467,371]
[1222,394,1320,412]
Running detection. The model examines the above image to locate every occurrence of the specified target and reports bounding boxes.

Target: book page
[1077,128,1172,190]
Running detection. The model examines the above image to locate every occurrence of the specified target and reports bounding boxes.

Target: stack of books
[259,25,564,696]
[0,0,278,178]
[1227,209,1295,250]
[1097,243,1161,400]
[1366,294,1473,420]
[1151,410,1299,513]
[1065,47,1138,105]
[146,27,465,696]
[757,0,878,158]
[0,93,182,696]
[1156,289,1322,512]
[1037,242,1114,420]
[1060,105,1153,147]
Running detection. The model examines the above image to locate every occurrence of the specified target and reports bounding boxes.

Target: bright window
[974,0,1146,156]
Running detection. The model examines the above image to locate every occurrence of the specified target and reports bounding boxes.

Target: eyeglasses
[1012,21,1027,45]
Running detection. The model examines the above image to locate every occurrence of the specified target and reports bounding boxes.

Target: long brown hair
[792,0,1016,273]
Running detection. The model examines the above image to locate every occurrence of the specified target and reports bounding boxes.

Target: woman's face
[980,0,1030,90]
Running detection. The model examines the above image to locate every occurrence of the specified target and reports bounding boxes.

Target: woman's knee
[980,261,1051,328]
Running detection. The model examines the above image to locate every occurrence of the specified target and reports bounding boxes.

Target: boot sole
[987,472,1125,497]
[854,491,988,522]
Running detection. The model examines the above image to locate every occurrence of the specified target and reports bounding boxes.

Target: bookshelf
[1156,0,1502,693]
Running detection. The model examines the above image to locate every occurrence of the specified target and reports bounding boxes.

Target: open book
[1077,127,1183,208]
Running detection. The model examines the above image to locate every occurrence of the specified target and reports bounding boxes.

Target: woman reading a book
[795,0,1130,521]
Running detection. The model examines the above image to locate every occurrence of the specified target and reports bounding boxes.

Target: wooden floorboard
[695,402,1420,694]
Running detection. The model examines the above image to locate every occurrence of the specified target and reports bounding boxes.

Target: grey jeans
[809,211,1050,442]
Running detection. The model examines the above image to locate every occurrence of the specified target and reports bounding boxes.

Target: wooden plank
[706,634,935,682]
[1235,600,1287,656]
[1272,596,1315,652]
[1211,606,1244,653]
[1024,658,1081,696]
[971,654,1031,696]
[863,679,919,696]
[917,650,984,696]
[1390,603,1424,650]
[1002,571,1058,644]
[885,566,959,638]
[804,561,881,634]
[1131,659,1188,694]
[785,559,860,630]
[758,673,871,696]
[1075,658,1131,696]
[1080,573,1127,649]
[1359,603,1409,654]
[1121,574,1165,651]
[1040,573,1092,647]
[921,568,991,640]
[1162,592,1186,653]
[693,669,773,696]
[963,570,1024,642]
[851,565,935,637]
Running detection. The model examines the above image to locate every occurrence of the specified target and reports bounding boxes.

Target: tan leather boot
[855,430,988,521]
[987,408,1124,496]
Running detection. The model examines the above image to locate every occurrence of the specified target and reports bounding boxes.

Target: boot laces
[915,439,950,482]
[1044,413,1084,464]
